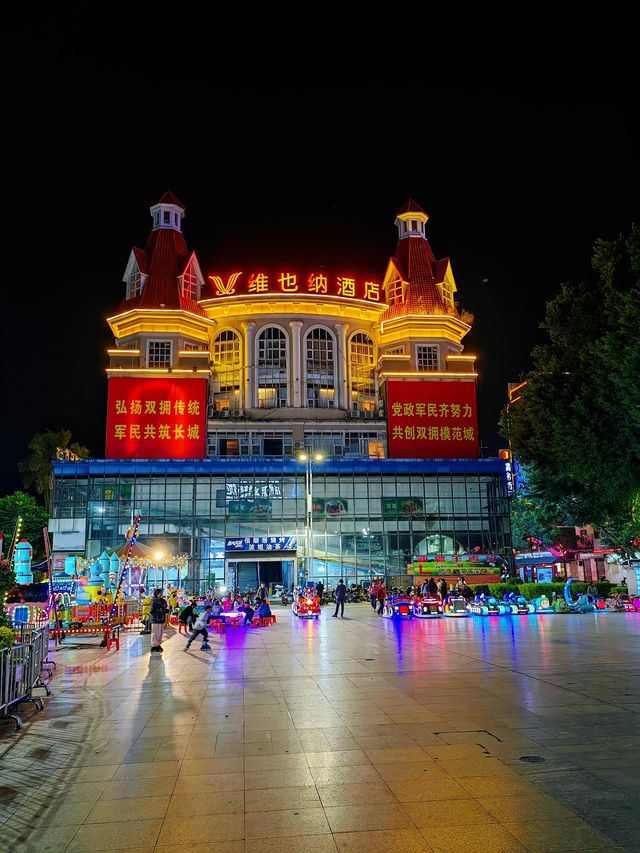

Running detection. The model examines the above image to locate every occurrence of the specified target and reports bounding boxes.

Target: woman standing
[150,588,168,653]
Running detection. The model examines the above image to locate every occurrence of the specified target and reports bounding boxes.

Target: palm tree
[19,430,90,512]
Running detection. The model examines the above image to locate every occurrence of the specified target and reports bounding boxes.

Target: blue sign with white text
[225,536,297,552]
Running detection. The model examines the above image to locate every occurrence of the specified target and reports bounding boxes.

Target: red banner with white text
[386,380,479,459]
[106,378,207,459]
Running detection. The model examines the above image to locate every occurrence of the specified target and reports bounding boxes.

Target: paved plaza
[1,604,640,852]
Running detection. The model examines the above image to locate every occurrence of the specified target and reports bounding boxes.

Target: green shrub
[488,583,519,599]
[0,626,15,649]
[610,586,628,595]
[518,583,566,601]
[470,584,490,596]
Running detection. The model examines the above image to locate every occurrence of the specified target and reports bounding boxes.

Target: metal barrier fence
[0,625,51,730]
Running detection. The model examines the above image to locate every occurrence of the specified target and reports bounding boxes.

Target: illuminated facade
[50,192,510,590]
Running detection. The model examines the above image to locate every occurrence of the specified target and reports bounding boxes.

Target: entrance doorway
[258,561,282,593]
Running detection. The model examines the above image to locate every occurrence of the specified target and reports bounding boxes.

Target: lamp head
[313,452,324,462]
[298,453,308,462]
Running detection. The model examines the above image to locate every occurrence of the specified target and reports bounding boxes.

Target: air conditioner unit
[378,408,385,418]
[221,410,231,418]
[294,441,304,450]
[207,405,215,418]
[231,409,244,417]
[351,410,361,419]
[363,411,374,419]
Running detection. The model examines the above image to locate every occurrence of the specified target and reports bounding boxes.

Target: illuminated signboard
[386,380,479,459]
[412,554,501,575]
[207,270,384,304]
[225,536,297,552]
[106,378,207,459]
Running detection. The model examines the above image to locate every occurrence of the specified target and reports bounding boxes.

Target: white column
[289,321,303,408]
[335,323,349,409]
[242,320,256,408]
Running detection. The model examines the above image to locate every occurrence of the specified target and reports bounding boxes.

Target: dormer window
[181,260,201,300]
[441,278,453,306]
[163,210,171,224]
[128,270,145,299]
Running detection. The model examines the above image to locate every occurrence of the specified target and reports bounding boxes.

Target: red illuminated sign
[106,378,207,459]
[207,270,383,304]
[386,380,479,459]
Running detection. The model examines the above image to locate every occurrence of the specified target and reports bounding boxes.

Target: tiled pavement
[1,604,640,852]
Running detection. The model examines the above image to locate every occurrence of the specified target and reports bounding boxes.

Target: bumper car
[443,595,469,617]
[292,592,321,619]
[382,595,413,618]
[616,595,640,612]
[413,595,443,618]
[467,594,510,616]
[502,592,535,615]
[533,594,553,612]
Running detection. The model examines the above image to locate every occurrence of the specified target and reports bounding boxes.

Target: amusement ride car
[412,595,443,618]
[443,595,469,617]
[467,593,510,616]
[291,589,321,619]
[382,594,413,618]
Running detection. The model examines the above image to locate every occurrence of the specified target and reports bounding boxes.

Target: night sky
[2,86,637,495]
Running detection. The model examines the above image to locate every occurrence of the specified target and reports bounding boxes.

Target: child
[185,605,212,651]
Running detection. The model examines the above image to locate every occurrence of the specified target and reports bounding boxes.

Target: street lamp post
[297,449,324,589]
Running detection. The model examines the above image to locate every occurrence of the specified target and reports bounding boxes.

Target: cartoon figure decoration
[14,539,34,584]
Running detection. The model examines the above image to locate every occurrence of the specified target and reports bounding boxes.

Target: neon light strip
[178,350,210,356]
[378,354,411,360]
[106,309,215,324]
[381,315,471,331]
[199,293,388,308]
[379,371,478,377]
[108,349,140,355]
[446,355,476,360]
[105,368,210,374]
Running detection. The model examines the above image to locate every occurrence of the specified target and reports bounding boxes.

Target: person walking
[184,604,213,651]
[369,579,379,609]
[257,582,268,602]
[377,581,386,615]
[333,579,347,617]
[149,588,168,652]
[316,579,324,602]
[427,577,438,596]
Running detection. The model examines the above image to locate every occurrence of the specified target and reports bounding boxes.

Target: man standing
[369,578,379,609]
[316,579,324,602]
[332,579,347,618]
[377,581,386,615]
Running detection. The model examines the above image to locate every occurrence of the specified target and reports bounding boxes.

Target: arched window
[211,330,241,411]
[257,326,288,408]
[305,327,335,408]
[350,333,375,412]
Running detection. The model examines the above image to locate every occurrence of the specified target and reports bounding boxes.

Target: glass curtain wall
[54,468,510,594]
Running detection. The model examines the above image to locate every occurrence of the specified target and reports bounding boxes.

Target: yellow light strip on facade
[446,354,476,360]
[178,350,211,356]
[510,395,522,405]
[105,368,210,375]
[199,293,388,309]
[381,313,472,330]
[510,380,527,394]
[106,308,216,324]
[107,349,140,355]
[378,354,411,360]
[379,371,478,378]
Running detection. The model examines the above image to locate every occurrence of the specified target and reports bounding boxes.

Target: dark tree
[503,225,640,555]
